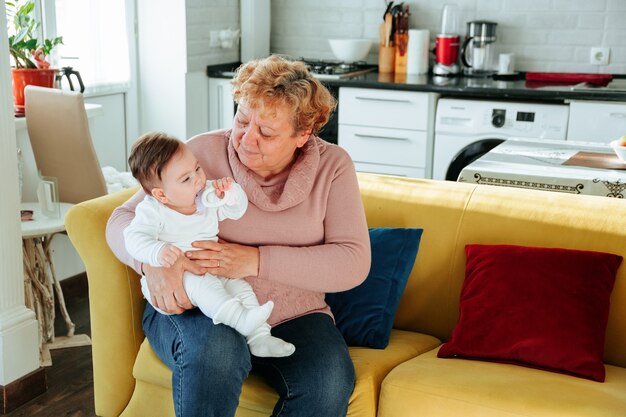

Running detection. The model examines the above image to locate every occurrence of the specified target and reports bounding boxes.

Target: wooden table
[21,202,91,366]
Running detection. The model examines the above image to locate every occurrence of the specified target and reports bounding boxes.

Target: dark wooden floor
[6,274,96,417]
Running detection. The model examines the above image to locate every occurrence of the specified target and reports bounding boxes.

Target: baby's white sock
[213,300,274,336]
[247,323,295,357]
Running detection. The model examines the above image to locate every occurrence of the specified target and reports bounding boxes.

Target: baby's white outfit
[124,181,294,357]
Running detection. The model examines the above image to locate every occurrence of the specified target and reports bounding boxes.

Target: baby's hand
[213,177,234,199]
[158,244,183,267]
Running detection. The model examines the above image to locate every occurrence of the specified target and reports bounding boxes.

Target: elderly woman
[106,55,371,417]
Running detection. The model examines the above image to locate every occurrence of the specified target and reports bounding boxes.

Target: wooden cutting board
[562,152,626,170]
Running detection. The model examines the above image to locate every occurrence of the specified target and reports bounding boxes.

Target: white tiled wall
[271,0,626,74]
[186,0,240,72]
[184,1,624,74]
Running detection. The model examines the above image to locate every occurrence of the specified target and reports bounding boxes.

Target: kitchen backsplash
[187,0,625,74]
[186,0,239,71]
[271,0,625,74]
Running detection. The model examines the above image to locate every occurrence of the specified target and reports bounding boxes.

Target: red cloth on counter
[525,72,613,86]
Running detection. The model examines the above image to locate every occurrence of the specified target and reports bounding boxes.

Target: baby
[124,132,295,357]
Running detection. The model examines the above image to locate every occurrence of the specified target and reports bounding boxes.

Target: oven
[300,58,377,145]
[317,82,340,144]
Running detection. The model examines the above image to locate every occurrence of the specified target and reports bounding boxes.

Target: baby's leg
[223,278,295,357]
[140,276,172,315]
[222,277,261,305]
[184,272,272,336]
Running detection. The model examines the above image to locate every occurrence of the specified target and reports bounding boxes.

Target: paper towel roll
[406,29,430,75]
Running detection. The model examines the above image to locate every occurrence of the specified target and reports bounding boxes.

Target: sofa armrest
[65,188,145,417]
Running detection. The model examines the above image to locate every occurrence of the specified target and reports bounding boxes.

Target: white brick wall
[270,0,626,74]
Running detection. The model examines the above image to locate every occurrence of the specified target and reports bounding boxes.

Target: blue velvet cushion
[325,228,423,349]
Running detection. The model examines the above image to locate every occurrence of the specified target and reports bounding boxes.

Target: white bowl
[328,39,372,62]
[610,140,626,162]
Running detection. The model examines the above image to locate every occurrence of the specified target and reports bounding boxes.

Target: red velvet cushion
[438,244,622,382]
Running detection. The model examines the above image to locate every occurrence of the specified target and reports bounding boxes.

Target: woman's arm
[106,189,147,273]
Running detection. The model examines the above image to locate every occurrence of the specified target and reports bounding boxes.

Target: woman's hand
[143,256,206,314]
[187,239,260,279]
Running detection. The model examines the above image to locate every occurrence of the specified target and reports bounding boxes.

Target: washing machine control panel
[436,99,569,140]
[483,107,562,135]
[491,109,538,129]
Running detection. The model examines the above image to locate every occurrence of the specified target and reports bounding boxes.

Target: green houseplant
[5,0,62,112]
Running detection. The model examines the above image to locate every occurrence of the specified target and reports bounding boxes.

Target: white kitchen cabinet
[567,100,626,143]
[340,125,428,167]
[209,78,236,131]
[338,87,438,178]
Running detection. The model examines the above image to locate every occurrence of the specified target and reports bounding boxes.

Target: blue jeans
[143,305,355,417]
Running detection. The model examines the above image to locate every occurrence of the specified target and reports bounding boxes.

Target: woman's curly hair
[231,55,336,135]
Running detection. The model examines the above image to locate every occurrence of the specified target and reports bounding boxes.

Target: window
[47,0,131,92]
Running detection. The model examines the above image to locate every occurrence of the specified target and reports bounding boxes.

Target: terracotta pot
[11,68,57,113]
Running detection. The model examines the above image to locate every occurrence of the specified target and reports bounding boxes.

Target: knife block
[394,33,408,74]
[379,45,396,73]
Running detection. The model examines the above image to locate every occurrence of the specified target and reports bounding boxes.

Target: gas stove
[298,58,377,80]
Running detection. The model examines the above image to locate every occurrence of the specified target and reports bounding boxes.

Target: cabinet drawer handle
[354,96,412,104]
[354,133,409,141]
[609,112,626,119]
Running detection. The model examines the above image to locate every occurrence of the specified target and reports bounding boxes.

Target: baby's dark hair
[128,132,183,194]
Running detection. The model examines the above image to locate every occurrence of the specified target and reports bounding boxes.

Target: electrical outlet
[209,31,220,48]
[590,47,610,66]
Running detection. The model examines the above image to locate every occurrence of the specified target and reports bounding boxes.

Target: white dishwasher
[338,87,439,178]
[567,100,626,143]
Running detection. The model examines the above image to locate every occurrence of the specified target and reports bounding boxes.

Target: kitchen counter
[207,62,626,103]
[330,72,626,103]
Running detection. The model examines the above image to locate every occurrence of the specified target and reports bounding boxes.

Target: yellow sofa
[65,173,626,417]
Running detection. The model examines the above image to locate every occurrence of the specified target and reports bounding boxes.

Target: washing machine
[433,98,570,181]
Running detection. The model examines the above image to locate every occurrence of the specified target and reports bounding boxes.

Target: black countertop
[207,63,626,103]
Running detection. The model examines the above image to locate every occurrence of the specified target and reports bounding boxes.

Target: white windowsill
[82,82,131,98]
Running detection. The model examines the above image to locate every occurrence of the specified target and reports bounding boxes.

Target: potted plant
[5,0,62,113]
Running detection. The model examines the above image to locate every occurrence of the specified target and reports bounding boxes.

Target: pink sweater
[106,130,371,325]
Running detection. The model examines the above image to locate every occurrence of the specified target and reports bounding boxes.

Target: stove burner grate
[298,58,376,79]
